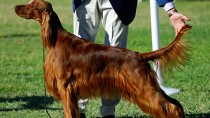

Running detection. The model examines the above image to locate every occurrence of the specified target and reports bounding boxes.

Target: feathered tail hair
[141,25,192,72]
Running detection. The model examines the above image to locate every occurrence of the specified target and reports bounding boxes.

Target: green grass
[0,0,210,117]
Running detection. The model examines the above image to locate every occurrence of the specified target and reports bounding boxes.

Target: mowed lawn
[0,0,209,117]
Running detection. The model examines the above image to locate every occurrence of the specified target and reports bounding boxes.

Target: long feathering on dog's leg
[141,25,192,72]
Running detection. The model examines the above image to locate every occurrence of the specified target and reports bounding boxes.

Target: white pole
[149,0,180,95]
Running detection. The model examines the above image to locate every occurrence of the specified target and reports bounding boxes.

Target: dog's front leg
[58,81,79,118]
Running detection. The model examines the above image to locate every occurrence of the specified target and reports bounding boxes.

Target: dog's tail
[141,24,192,72]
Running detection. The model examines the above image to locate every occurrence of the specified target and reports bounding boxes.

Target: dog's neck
[40,11,63,49]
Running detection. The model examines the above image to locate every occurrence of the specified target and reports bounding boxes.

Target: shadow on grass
[116,116,148,118]
[116,113,210,118]
[86,113,210,118]
[0,96,209,118]
[185,113,210,118]
[0,95,61,112]
[0,33,38,39]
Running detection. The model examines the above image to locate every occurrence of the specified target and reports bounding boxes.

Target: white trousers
[73,0,128,48]
[73,0,128,117]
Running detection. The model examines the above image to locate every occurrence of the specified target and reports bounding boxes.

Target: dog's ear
[41,10,53,47]
[41,9,59,48]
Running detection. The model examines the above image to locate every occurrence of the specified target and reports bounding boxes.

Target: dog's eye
[30,3,38,10]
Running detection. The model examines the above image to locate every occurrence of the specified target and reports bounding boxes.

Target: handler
[72,0,190,117]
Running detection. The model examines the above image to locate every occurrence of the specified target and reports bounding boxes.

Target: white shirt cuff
[163,2,175,12]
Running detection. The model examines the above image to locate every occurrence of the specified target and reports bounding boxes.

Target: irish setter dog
[14,0,192,117]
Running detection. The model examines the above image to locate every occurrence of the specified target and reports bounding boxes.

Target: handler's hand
[170,12,191,35]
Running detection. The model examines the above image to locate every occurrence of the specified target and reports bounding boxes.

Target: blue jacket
[72,0,173,25]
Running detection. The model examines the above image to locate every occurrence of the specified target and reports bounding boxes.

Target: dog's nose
[14,6,17,10]
[14,5,19,11]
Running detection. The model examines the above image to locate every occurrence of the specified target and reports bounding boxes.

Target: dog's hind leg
[57,81,79,118]
[133,71,184,118]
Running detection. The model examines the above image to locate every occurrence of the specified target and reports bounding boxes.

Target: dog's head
[14,0,53,21]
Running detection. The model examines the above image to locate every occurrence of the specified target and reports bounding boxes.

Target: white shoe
[160,85,180,95]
